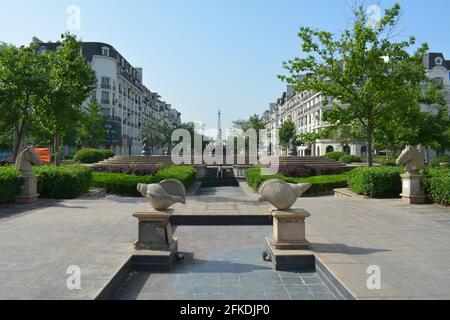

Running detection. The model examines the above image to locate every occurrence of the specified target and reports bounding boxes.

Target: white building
[263,53,450,159]
[33,38,182,156]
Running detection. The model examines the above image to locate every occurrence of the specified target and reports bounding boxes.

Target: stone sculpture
[137,179,186,211]
[258,179,315,271]
[396,145,425,174]
[396,145,426,204]
[257,179,312,211]
[288,137,301,157]
[14,146,43,204]
[141,137,151,156]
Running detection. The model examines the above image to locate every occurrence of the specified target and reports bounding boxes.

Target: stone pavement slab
[0,196,142,300]
[299,196,450,300]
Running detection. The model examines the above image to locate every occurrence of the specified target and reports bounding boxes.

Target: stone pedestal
[15,175,39,204]
[400,173,425,205]
[263,209,315,272]
[133,208,177,251]
[272,209,311,250]
[132,208,179,271]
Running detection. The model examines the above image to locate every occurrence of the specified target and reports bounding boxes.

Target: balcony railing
[101,84,111,89]
[101,99,111,105]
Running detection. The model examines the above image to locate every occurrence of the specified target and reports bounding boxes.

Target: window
[101,77,110,89]
[102,47,110,57]
[433,77,444,86]
[435,57,443,66]
[101,91,110,104]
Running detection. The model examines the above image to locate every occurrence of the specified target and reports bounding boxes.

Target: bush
[245,167,349,196]
[325,151,346,161]
[0,166,23,204]
[422,167,450,206]
[278,164,344,178]
[34,165,93,199]
[348,166,404,198]
[73,149,115,164]
[339,155,362,164]
[63,154,74,160]
[429,155,450,168]
[92,166,197,196]
[92,164,160,176]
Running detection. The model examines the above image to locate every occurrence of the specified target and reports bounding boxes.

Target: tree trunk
[367,123,374,167]
[13,120,25,164]
[53,129,61,166]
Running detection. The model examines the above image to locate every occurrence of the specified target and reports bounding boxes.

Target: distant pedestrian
[217,164,224,181]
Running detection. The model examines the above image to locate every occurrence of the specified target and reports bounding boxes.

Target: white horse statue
[15,146,43,176]
[396,145,425,175]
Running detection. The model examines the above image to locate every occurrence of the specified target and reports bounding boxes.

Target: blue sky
[1,0,449,130]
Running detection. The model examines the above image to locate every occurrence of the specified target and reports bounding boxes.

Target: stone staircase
[201,167,239,188]
[261,156,346,168]
[95,156,174,166]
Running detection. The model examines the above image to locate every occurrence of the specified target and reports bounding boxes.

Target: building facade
[263,53,450,159]
[33,38,182,156]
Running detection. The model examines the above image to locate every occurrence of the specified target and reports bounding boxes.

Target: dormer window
[435,57,443,66]
[102,47,110,57]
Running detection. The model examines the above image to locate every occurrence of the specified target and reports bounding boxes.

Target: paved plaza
[0,184,449,300]
[111,226,337,300]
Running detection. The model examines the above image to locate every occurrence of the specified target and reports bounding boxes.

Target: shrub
[348,166,404,198]
[73,149,115,164]
[92,164,160,176]
[422,167,450,206]
[278,164,344,178]
[34,165,93,199]
[92,166,197,196]
[0,166,23,204]
[325,151,346,161]
[245,167,349,196]
[429,155,450,168]
[339,155,362,164]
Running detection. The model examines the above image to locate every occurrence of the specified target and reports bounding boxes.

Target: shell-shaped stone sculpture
[137,179,186,211]
[257,179,312,211]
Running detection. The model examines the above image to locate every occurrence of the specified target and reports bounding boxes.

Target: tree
[279,121,296,150]
[38,33,96,165]
[76,101,107,148]
[0,43,47,161]
[232,114,266,154]
[280,3,443,166]
[141,117,173,155]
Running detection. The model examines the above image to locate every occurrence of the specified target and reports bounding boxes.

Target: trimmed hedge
[325,151,346,161]
[245,167,349,196]
[74,149,115,164]
[348,166,404,198]
[92,166,197,197]
[0,166,23,204]
[429,156,450,168]
[92,164,160,176]
[339,155,362,164]
[422,167,450,206]
[278,164,344,178]
[34,165,93,199]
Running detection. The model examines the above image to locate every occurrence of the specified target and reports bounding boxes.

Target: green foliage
[76,101,107,148]
[92,166,197,197]
[279,121,296,148]
[141,117,173,153]
[245,167,349,196]
[324,151,345,161]
[73,148,114,164]
[429,156,450,168]
[280,3,444,166]
[422,167,450,206]
[339,155,362,164]
[348,167,404,198]
[0,166,23,204]
[34,165,92,199]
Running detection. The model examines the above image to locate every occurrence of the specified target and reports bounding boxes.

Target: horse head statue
[15,146,43,176]
[396,145,425,174]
